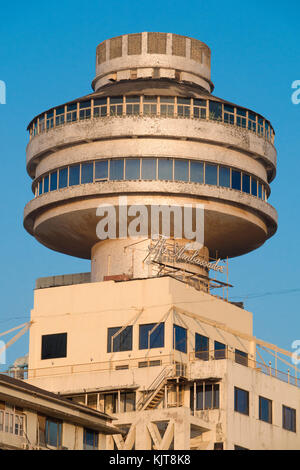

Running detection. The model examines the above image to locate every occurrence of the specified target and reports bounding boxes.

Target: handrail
[136,364,175,411]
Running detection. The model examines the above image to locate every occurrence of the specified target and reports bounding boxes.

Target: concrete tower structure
[23,34,300,450]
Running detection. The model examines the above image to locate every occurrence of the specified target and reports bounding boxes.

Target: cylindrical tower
[24,32,277,286]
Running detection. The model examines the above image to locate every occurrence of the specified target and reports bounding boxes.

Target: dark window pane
[38,180,43,195]
[205,163,218,185]
[190,161,204,183]
[94,98,107,106]
[95,160,108,180]
[67,103,77,111]
[139,323,164,349]
[81,163,94,184]
[173,324,187,353]
[194,99,206,107]
[80,100,91,109]
[50,172,58,191]
[232,170,241,190]
[237,108,247,116]
[44,175,49,193]
[234,387,249,415]
[219,167,230,188]
[107,326,132,352]
[160,97,175,103]
[56,106,65,115]
[251,178,257,196]
[158,159,173,181]
[174,160,188,181]
[142,158,156,180]
[110,96,123,104]
[259,396,272,423]
[205,384,212,409]
[209,101,222,121]
[84,428,98,450]
[59,168,68,188]
[195,333,209,360]
[69,165,80,186]
[214,385,220,409]
[282,406,296,432]
[235,349,248,366]
[42,333,67,360]
[224,104,234,113]
[110,159,124,180]
[46,420,61,448]
[258,183,262,199]
[214,341,226,359]
[242,174,250,194]
[126,159,140,180]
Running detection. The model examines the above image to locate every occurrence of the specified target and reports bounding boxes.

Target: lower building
[24,275,300,450]
[0,373,120,450]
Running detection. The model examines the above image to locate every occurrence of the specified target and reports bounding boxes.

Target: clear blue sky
[0,0,299,371]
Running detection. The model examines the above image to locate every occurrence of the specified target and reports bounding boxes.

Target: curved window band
[33,158,268,202]
[29,96,274,144]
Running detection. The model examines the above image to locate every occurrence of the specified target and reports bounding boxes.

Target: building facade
[21,33,299,450]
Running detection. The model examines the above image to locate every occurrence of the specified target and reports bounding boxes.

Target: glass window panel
[193,107,206,119]
[80,100,91,109]
[237,108,247,116]
[190,161,204,183]
[139,323,165,349]
[195,333,209,360]
[194,99,206,107]
[142,159,156,180]
[174,160,188,181]
[81,163,94,184]
[232,170,241,190]
[205,163,218,185]
[177,105,190,117]
[59,168,68,188]
[213,385,220,409]
[224,104,234,113]
[160,97,175,103]
[242,174,250,194]
[84,429,98,450]
[44,175,49,193]
[196,385,204,410]
[258,183,262,199]
[38,180,43,195]
[158,159,173,181]
[209,101,222,121]
[173,324,187,353]
[124,392,135,412]
[94,98,107,106]
[259,396,272,423]
[205,384,213,409]
[107,326,133,352]
[42,333,67,360]
[178,97,190,105]
[144,96,157,102]
[283,406,296,432]
[234,387,249,415]
[251,178,257,196]
[235,349,248,366]
[69,165,80,186]
[110,97,123,104]
[46,420,61,448]
[125,159,140,180]
[50,172,57,191]
[219,166,230,188]
[126,96,140,103]
[110,159,124,180]
[67,103,77,111]
[95,160,108,180]
[56,107,64,115]
[214,341,226,359]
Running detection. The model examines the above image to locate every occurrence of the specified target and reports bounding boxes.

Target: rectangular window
[219,166,230,188]
[177,97,190,117]
[242,174,250,194]
[66,102,77,122]
[248,112,257,132]
[158,158,173,181]
[59,167,68,188]
[38,180,43,196]
[259,396,272,424]
[110,159,124,180]
[160,97,174,116]
[110,96,123,116]
[55,106,65,126]
[41,333,67,360]
[174,159,188,182]
[173,324,187,353]
[143,96,157,116]
[142,158,156,180]
[234,387,249,415]
[44,175,49,193]
[193,99,206,119]
[251,177,257,196]
[205,163,218,185]
[83,428,98,450]
[195,333,209,360]
[214,341,226,359]
[45,419,62,448]
[50,171,58,191]
[126,96,140,115]
[190,383,219,410]
[120,392,136,412]
[104,393,117,414]
[95,160,108,180]
[81,163,94,184]
[258,183,262,199]
[282,405,296,432]
[236,108,247,128]
[224,104,235,124]
[139,323,164,349]
[232,170,241,190]
[125,159,140,180]
[107,326,133,352]
[235,349,248,367]
[94,97,107,117]
[190,161,204,183]
[209,101,222,121]
[69,165,80,186]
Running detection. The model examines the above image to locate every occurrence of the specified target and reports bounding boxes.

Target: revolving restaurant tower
[23,34,299,451]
